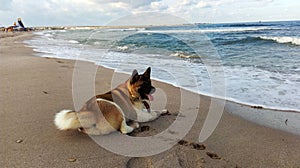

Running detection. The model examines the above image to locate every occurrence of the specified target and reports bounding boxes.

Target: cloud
[107,12,189,26]
[0,0,297,26]
[1,0,131,26]
[150,1,168,11]
[0,0,12,10]
[196,1,212,8]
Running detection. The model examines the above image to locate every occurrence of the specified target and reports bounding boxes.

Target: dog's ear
[143,67,151,78]
[132,69,138,77]
[130,69,139,84]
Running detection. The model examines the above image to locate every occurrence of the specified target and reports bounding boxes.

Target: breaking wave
[258,36,300,46]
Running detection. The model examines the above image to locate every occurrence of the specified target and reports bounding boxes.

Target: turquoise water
[26,21,300,111]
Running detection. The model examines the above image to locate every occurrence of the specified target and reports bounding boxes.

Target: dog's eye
[92,124,96,127]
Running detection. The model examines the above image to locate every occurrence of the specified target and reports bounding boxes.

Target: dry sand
[1,32,300,168]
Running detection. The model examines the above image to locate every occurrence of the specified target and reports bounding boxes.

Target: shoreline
[25,30,300,113]
[23,31,300,136]
[1,32,300,167]
[32,53,300,136]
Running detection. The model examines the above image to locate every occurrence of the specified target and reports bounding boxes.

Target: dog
[54,67,167,135]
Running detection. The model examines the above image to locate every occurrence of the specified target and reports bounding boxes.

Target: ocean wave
[216,37,258,45]
[34,31,54,36]
[258,36,300,45]
[222,23,273,27]
[69,27,97,30]
[215,36,300,46]
[26,28,300,112]
[44,33,53,37]
[102,27,146,32]
[141,27,275,34]
[116,45,130,51]
[68,40,79,44]
[170,52,200,59]
[129,27,146,31]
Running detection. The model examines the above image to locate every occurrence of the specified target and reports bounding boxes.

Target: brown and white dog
[54,67,167,135]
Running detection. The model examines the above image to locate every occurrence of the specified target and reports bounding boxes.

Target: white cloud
[107,12,188,26]
[150,1,168,11]
[196,1,211,8]
[0,0,12,10]
[110,2,129,9]
[0,0,298,26]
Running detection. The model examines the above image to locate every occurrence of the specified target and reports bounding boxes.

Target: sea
[25,20,300,112]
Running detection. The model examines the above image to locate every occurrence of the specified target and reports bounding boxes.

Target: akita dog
[54,67,167,135]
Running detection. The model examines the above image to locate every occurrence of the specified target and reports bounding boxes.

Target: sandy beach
[1,32,300,167]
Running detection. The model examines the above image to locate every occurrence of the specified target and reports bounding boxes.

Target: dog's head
[128,67,156,103]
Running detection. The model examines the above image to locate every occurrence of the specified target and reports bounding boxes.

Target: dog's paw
[162,109,168,114]
[130,122,139,129]
[78,127,87,134]
[160,109,170,116]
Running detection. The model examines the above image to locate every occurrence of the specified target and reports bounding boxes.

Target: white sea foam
[103,28,144,32]
[128,27,146,31]
[170,52,199,59]
[68,40,79,44]
[117,46,129,51]
[259,36,300,45]
[24,29,300,112]
[69,26,96,30]
[44,33,53,37]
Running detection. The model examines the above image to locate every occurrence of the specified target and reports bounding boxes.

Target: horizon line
[28,19,299,28]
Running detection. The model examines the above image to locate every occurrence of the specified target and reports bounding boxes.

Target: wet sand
[1,32,300,167]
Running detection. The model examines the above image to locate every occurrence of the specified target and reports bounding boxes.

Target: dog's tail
[54,109,81,130]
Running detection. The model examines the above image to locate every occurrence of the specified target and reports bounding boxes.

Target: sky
[0,0,299,27]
